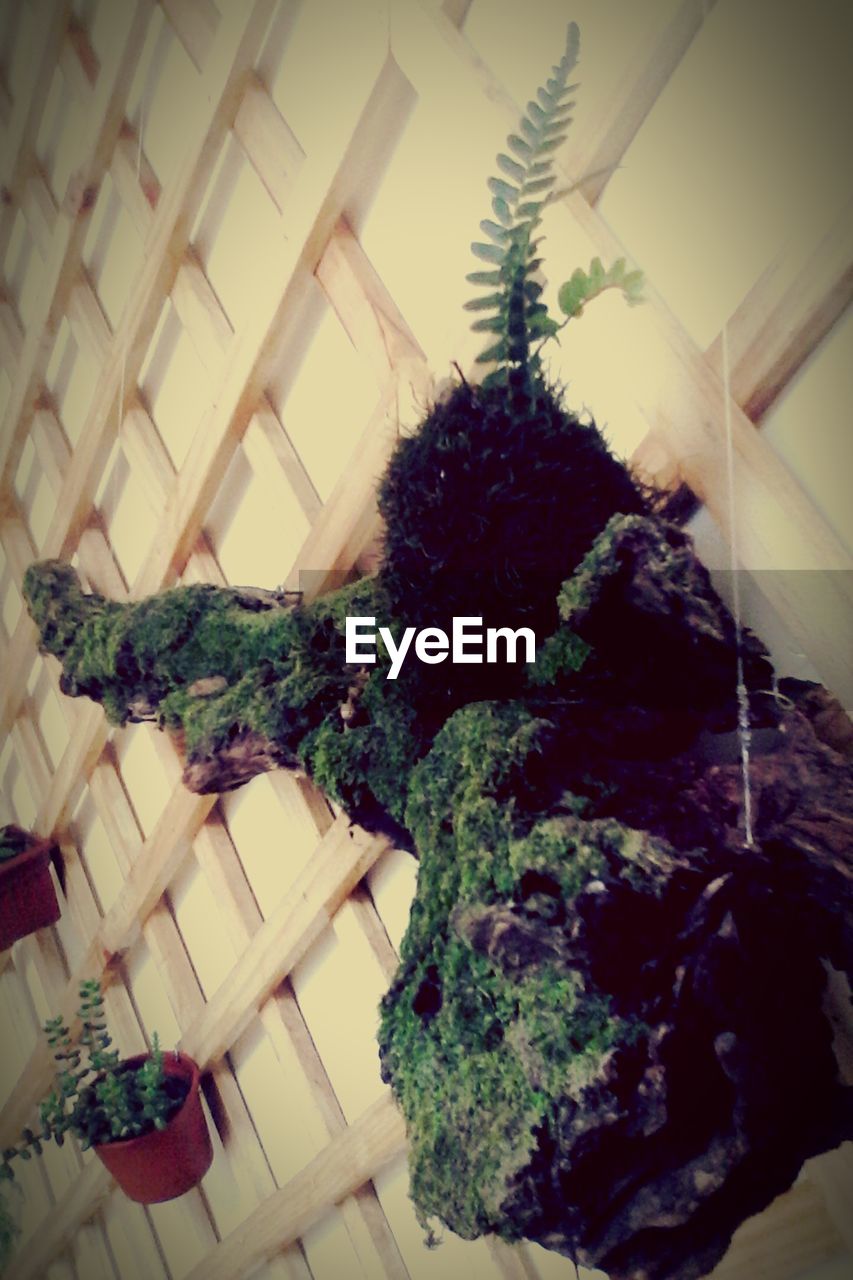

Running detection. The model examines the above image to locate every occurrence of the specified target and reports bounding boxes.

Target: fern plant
[467,22,643,404]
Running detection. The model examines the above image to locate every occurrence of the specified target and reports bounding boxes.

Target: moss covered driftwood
[23,404,853,1279]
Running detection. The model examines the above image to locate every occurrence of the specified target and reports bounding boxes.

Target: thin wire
[121,94,146,438]
[136,93,145,181]
[721,323,754,847]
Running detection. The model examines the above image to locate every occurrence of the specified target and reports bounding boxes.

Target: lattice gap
[0,1,851,1279]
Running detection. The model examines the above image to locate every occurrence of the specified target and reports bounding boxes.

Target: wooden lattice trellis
[0,1,851,1278]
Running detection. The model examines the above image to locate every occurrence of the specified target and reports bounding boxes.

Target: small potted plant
[0,979,213,1204]
[0,824,61,951]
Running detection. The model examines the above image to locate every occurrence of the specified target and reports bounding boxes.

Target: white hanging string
[721,323,754,847]
[119,93,146,445]
[135,91,145,181]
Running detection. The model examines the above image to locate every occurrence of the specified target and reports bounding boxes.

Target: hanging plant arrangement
[0,825,62,952]
[0,980,213,1205]
[18,21,853,1280]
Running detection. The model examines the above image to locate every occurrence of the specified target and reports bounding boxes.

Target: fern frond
[468,23,580,403]
[557,257,645,319]
[466,24,645,408]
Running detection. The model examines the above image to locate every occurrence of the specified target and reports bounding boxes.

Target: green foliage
[378,701,647,1241]
[557,255,644,319]
[467,26,644,398]
[525,626,590,687]
[22,563,379,771]
[0,982,181,1185]
[298,667,425,845]
[378,378,648,645]
[467,23,580,400]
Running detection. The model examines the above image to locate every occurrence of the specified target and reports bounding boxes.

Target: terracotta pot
[0,839,61,951]
[94,1053,213,1203]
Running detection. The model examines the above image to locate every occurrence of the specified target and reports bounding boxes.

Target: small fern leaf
[468,20,582,383]
[488,177,518,203]
[479,218,510,243]
[507,133,533,159]
[466,269,503,286]
[471,315,506,333]
[557,257,645,318]
[491,196,513,226]
[463,292,505,311]
[476,338,509,364]
[497,153,526,183]
[471,241,506,264]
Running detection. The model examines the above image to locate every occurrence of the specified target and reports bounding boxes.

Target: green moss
[298,671,425,838]
[379,379,647,647]
[23,564,388,775]
[526,627,590,688]
[378,701,657,1241]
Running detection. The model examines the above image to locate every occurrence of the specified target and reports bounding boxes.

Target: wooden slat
[29,406,69,493]
[243,399,322,525]
[0,0,277,738]
[182,817,388,1066]
[67,276,112,365]
[709,207,853,425]
[568,0,718,205]
[183,1092,407,1280]
[0,0,153,486]
[0,1,71,261]
[633,201,853,489]
[60,18,100,103]
[171,249,234,370]
[119,399,175,512]
[160,0,219,73]
[132,53,416,598]
[4,1161,113,1280]
[109,125,160,236]
[233,73,305,215]
[0,291,23,368]
[20,169,57,260]
[316,218,428,384]
[287,380,397,600]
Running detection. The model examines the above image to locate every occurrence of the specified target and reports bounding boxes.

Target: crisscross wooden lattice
[1,2,851,1278]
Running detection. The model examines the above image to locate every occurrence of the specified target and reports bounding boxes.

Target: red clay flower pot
[94,1053,213,1203]
[0,839,61,951]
